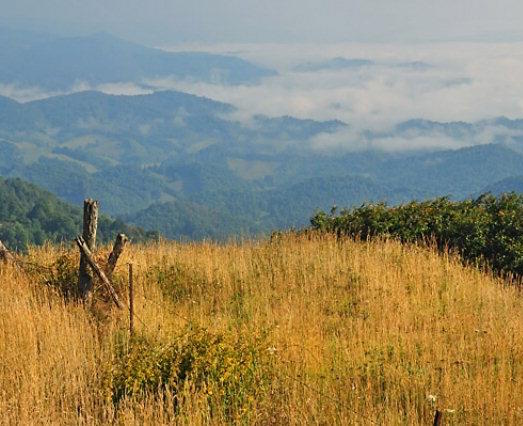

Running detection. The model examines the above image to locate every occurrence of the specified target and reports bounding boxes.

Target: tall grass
[0,235,522,424]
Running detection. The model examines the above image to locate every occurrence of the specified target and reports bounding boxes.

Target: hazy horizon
[2,0,523,45]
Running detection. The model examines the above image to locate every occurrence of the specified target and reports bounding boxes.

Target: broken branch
[107,233,129,277]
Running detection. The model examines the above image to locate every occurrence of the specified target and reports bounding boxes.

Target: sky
[2,0,523,44]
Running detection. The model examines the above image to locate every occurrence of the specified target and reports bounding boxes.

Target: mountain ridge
[0,27,277,92]
[0,176,156,250]
[1,89,522,240]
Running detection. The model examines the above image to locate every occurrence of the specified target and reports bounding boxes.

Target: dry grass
[0,234,522,425]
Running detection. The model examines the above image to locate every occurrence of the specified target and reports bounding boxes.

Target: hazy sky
[2,0,523,44]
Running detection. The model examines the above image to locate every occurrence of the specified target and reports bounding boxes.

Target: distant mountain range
[481,176,523,195]
[0,28,276,92]
[1,89,522,240]
[294,57,432,72]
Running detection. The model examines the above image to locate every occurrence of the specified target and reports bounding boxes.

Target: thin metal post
[129,263,134,338]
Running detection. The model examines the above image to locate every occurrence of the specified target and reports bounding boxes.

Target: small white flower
[267,346,277,355]
[427,394,437,404]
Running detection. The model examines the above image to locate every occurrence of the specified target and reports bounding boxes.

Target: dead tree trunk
[78,199,99,299]
[75,236,123,309]
[107,234,129,277]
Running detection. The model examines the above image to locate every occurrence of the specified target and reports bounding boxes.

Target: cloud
[0,83,63,102]
[309,128,465,152]
[5,0,523,44]
[150,41,523,150]
[4,41,523,152]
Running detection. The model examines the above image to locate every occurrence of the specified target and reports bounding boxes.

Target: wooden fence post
[78,199,99,299]
[128,263,134,338]
[433,410,443,426]
[0,240,14,263]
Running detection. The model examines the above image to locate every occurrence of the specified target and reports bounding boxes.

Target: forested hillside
[481,176,523,195]
[0,177,156,249]
[1,89,523,239]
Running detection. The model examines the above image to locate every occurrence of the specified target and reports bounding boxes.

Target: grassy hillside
[1,235,521,424]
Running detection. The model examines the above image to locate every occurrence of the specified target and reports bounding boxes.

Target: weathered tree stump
[78,199,99,299]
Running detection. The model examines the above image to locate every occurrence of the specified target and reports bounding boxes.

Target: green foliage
[111,328,273,419]
[311,193,523,277]
[127,198,248,241]
[0,177,156,251]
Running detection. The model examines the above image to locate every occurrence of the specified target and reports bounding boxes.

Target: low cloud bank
[3,42,523,151]
[309,123,523,152]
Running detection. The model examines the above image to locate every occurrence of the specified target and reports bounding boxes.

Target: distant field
[0,235,522,424]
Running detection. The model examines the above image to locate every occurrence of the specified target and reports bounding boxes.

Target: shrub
[38,251,79,299]
[311,193,523,278]
[111,327,273,420]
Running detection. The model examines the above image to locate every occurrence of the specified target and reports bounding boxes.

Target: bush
[311,193,523,278]
[111,327,273,420]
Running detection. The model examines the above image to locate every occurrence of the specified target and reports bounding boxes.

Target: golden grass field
[0,234,522,425]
